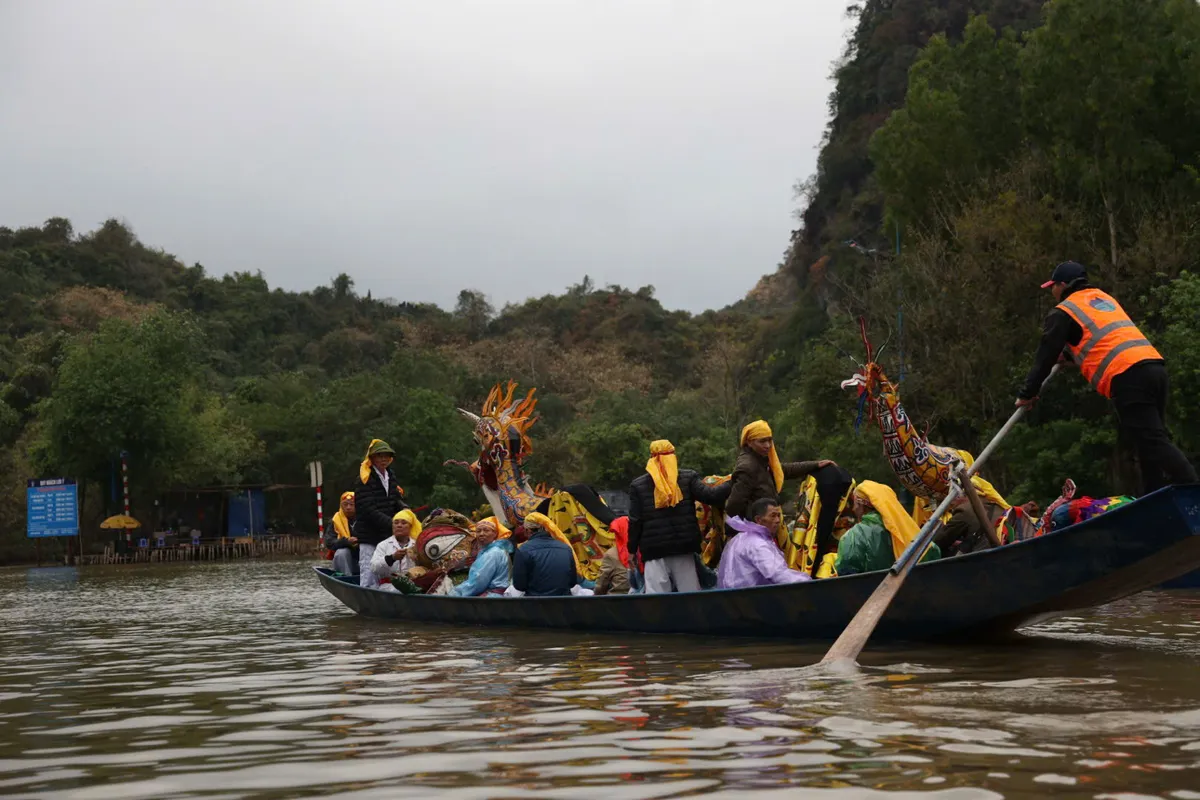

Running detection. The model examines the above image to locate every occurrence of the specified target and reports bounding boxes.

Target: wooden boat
[314,484,1200,641]
[1161,569,1200,589]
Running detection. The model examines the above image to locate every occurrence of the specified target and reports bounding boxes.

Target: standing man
[725,420,835,520]
[353,439,409,588]
[1017,261,1197,494]
[627,439,732,593]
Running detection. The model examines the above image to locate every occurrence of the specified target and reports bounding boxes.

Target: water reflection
[2,561,1200,798]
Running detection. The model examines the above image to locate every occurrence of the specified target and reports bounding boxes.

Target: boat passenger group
[326,428,937,597]
[322,262,1197,598]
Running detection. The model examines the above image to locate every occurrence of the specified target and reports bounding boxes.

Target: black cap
[1041,261,1088,289]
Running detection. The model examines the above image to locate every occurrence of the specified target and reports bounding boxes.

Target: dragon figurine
[451,381,616,580]
[840,318,967,501]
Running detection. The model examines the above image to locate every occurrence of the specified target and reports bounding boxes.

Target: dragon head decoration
[840,318,898,413]
[840,317,964,500]
[456,381,552,526]
[460,381,539,488]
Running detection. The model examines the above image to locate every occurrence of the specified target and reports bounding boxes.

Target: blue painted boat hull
[315,484,1200,641]
[1161,570,1200,589]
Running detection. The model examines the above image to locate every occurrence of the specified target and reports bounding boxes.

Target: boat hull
[315,484,1200,641]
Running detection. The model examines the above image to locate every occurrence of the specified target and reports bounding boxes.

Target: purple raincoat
[717,516,813,589]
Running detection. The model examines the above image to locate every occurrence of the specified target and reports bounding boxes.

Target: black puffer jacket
[627,469,732,562]
[353,468,408,546]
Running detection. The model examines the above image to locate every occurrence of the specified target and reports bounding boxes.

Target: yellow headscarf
[741,420,784,492]
[955,450,1011,510]
[359,438,395,484]
[478,516,512,540]
[855,480,922,559]
[392,509,422,541]
[646,439,683,508]
[523,511,582,576]
[331,491,354,540]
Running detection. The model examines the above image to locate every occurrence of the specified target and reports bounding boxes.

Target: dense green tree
[32,311,258,497]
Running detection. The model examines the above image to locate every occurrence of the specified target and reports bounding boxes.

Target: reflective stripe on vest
[1057,288,1162,397]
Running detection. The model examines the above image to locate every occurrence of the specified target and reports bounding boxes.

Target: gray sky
[1,1,850,313]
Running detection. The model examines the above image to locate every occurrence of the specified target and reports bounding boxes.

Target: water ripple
[3,561,1200,797]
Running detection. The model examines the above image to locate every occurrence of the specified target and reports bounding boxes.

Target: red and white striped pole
[316,485,324,543]
[122,454,130,515]
[121,451,131,546]
[310,461,324,546]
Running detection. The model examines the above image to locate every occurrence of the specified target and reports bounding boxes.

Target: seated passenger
[511,512,578,597]
[717,498,812,589]
[836,481,940,576]
[935,494,1006,556]
[594,516,633,595]
[450,517,514,597]
[370,510,421,592]
[324,491,359,576]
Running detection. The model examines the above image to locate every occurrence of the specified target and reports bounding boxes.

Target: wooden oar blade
[821,571,904,663]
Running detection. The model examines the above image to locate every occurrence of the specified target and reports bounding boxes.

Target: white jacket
[370,535,415,579]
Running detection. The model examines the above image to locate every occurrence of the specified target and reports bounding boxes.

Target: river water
[3,561,1200,799]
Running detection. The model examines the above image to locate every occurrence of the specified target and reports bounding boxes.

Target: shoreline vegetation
[4,0,1199,567]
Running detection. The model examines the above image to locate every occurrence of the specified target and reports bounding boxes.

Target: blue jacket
[512,533,576,596]
[450,540,513,597]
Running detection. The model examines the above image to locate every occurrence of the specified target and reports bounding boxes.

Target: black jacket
[1019,284,1086,399]
[511,533,576,596]
[627,469,732,562]
[353,468,408,546]
[322,519,357,552]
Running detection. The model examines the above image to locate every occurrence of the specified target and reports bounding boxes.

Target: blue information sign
[27,478,79,538]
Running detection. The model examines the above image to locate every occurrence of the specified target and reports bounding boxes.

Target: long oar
[821,365,1060,664]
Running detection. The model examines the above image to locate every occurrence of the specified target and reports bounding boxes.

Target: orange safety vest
[1056,288,1162,398]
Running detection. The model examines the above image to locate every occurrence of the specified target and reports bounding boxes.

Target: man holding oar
[1016,261,1197,494]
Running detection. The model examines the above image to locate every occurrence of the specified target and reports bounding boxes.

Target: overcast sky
[1,1,850,312]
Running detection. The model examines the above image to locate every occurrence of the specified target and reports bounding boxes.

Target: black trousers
[1109,361,1198,495]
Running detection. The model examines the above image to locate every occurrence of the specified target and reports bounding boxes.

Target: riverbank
[7,534,318,568]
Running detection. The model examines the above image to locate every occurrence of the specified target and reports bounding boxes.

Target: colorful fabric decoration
[788,474,857,577]
[412,508,475,572]
[541,492,612,581]
[698,474,733,568]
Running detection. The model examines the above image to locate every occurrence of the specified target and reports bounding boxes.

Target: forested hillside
[773,0,1200,500]
[0,218,789,560]
[4,0,1199,564]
